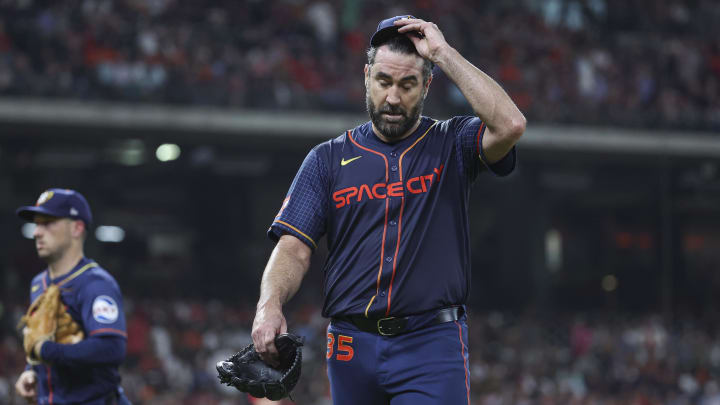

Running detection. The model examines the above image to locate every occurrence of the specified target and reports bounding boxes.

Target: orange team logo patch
[275,196,291,219]
[35,190,54,206]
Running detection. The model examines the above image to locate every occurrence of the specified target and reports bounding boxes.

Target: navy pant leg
[384,320,471,405]
[327,322,389,405]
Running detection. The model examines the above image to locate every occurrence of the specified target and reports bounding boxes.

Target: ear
[71,220,86,239]
[364,64,370,87]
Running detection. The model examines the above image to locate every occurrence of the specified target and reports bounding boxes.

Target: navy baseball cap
[370,15,416,47]
[16,188,93,225]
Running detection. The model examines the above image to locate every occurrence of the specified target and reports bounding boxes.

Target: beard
[366,92,424,141]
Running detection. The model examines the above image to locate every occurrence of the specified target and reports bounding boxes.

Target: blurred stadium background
[1,0,720,404]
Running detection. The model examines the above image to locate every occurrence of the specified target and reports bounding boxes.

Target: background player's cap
[16,188,93,225]
[370,15,416,47]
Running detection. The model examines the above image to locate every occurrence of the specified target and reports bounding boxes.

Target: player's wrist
[256,297,283,311]
[431,45,458,69]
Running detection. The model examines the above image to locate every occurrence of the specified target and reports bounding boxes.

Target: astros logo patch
[36,190,54,206]
[92,295,119,324]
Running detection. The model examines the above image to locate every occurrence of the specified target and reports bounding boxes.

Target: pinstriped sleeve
[452,116,516,181]
[268,145,328,250]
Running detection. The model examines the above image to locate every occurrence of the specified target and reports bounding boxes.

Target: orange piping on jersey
[274,220,318,249]
[386,197,404,315]
[377,200,389,288]
[366,197,390,317]
[90,328,128,338]
[42,272,47,289]
[347,130,389,182]
[348,129,390,318]
[46,365,53,404]
[364,295,377,317]
[385,121,438,315]
[475,122,486,159]
[456,321,470,405]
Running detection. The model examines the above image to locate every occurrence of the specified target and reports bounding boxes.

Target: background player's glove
[18,285,84,365]
[19,285,61,364]
[216,333,304,401]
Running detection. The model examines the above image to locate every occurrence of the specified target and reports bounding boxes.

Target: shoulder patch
[92,295,119,324]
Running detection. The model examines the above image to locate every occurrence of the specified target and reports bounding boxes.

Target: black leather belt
[335,306,463,336]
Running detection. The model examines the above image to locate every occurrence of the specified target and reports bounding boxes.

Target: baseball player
[13,189,131,405]
[252,15,526,404]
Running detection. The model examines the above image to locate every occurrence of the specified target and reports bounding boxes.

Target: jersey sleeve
[452,116,517,181]
[267,145,329,251]
[79,278,127,339]
[40,335,126,367]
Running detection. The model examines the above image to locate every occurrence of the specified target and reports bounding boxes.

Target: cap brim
[16,206,62,222]
[371,26,401,47]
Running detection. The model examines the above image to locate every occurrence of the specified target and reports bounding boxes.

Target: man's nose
[385,86,401,105]
[33,225,43,238]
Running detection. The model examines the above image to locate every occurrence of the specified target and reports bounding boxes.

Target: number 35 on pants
[327,333,354,361]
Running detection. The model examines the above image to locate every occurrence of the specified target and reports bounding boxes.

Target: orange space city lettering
[333,165,444,209]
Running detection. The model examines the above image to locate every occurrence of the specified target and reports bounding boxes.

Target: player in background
[252,15,526,405]
[14,189,131,405]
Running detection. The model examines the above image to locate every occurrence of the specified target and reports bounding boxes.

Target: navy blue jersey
[27,257,127,404]
[269,116,516,318]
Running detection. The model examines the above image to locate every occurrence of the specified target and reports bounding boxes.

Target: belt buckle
[377,316,408,336]
[377,317,396,336]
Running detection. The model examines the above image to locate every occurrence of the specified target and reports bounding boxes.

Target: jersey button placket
[381,150,401,312]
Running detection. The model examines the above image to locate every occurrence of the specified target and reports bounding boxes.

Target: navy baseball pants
[326,314,470,405]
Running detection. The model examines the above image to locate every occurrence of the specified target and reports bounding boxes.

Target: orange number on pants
[327,333,335,359]
[327,333,354,361]
[336,335,354,361]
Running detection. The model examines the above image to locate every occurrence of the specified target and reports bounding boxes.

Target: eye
[379,81,391,87]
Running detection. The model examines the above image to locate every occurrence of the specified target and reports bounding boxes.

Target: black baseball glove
[216,333,304,401]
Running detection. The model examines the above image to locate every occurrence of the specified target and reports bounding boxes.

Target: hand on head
[394,18,449,63]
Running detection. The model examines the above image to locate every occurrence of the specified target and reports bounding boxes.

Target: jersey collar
[43,257,99,288]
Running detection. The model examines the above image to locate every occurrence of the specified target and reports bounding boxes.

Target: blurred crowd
[0,0,719,130]
[470,312,720,405]
[2,301,720,405]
